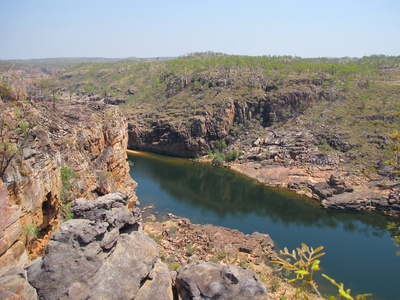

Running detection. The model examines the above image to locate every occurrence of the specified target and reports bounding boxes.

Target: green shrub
[186,243,195,256]
[212,152,225,166]
[169,226,177,235]
[318,142,332,152]
[24,225,38,239]
[214,140,227,151]
[227,149,240,161]
[217,251,227,260]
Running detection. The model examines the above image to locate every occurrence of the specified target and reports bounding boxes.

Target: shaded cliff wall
[127,85,324,157]
[0,97,136,267]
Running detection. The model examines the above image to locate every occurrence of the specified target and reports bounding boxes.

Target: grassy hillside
[54,53,400,169]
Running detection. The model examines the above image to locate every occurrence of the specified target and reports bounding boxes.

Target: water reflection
[128,151,390,235]
[128,151,400,300]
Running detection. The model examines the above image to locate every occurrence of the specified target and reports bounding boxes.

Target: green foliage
[0,84,13,101]
[387,222,400,256]
[322,274,372,300]
[61,164,77,193]
[271,243,325,297]
[0,106,32,179]
[169,226,177,235]
[318,142,332,152]
[212,152,225,166]
[172,264,181,270]
[54,54,400,171]
[226,149,241,161]
[24,225,38,239]
[271,243,372,299]
[185,243,195,256]
[60,163,78,220]
[60,202,74,221]
[214,140,227,151]
[385,130,400,175]
[217,251,227,260]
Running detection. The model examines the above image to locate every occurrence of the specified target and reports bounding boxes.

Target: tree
[39,78,59,109]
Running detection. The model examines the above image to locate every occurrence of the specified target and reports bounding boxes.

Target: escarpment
[0,96,136,267]
[126,76,332,157]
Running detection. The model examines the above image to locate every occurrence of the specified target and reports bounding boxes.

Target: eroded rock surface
[0,97,137,266]
[0,266,37,300]
[144,214,277,267]
[26,193,172,300]
[176,261,270,300]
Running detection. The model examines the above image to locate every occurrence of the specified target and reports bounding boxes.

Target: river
[128,151,399,300]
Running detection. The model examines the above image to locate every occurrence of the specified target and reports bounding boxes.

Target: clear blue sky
[0,0,399,59]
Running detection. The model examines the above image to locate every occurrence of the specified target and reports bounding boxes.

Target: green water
[128,151,399,300]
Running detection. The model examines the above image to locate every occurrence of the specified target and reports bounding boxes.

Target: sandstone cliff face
[0,97,136,267]
[126,78,333,158]
[128,98,236,157]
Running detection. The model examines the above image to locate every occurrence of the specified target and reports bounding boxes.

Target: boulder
[135,259,174,300]
[176,261,270,300]
[26,193,172,300]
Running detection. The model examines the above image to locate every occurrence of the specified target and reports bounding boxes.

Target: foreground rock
[144,214,277,267]
[0,266,37,300]
[26,193,173,300]
[176,261,270,300]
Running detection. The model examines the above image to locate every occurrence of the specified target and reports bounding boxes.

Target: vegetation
[387,222,400,256]
[212,152,226,166]
[24,225,39,239]
[52,53,400,171]
[0,99,32,180]
[271,243,372,299]
[385,124,400,176]
[60,163,78,220]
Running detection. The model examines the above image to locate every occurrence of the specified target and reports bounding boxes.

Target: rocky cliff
[126,79,330,157]
[0,193,273,300]
[0,96,136,267]
[52,55,400,214]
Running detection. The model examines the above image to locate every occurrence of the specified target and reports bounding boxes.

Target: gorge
[1,54,399,299]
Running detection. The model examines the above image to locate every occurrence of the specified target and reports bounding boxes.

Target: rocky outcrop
[128,99,236,157]
[176,261,270,300]
[26,193,173,300]
[144,214,277,267]
[0,97,136,267]
[0,266,37,300]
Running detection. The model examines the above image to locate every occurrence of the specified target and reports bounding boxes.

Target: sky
[0,0,399,59]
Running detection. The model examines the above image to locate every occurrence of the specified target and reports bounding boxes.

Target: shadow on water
[128,151,400,300]
[129,151,390,232]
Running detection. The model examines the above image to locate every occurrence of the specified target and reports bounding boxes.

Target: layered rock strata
[0,97,136,267]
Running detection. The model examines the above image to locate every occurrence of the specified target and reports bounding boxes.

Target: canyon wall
[0,97,136,267]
